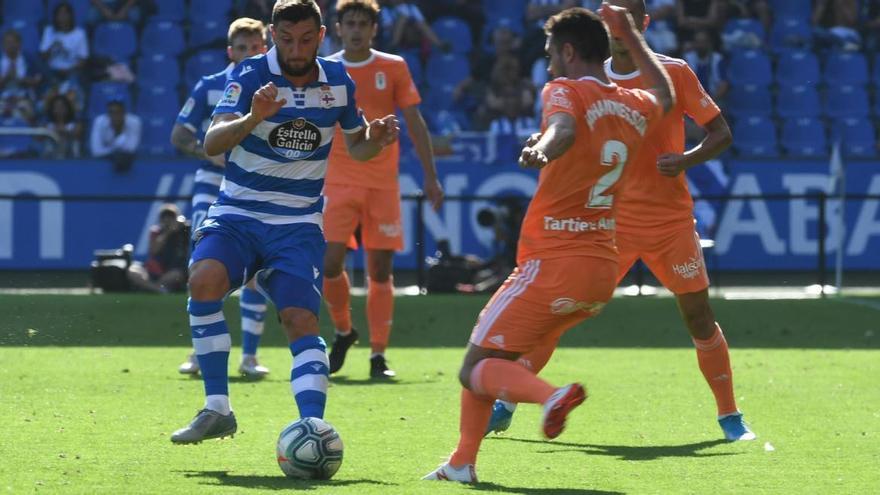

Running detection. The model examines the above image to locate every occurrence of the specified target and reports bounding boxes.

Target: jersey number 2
[586,140,629,209]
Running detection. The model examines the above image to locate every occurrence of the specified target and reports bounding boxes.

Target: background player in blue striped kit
[171,17,272,379]
[171,0,399,444]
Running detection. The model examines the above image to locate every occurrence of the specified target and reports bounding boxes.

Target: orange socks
[449,388,493,466]
[693,324,738,416]
[471,358,556,404]
[323,273,352,333]
[367,277,394,352]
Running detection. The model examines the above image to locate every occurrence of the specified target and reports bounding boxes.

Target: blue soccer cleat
[718,412,756,441]
[484,401,514,436]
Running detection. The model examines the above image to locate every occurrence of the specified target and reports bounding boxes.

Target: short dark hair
[272,0,323,28]
[544,7,609,65]
[336,0,380,25]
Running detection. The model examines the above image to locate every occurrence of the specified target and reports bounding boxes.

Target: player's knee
[683,306,716,339]
[188,262,229,300]
[279,308,319,341]
[323,261,344,279]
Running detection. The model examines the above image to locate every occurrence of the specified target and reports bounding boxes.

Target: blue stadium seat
[483,0,527,24]
[425,52,470,100]
[3,21,40,57]
[48,0,90,26]
[399,50,424,87]
[824,85,870,119]
[781,118,827,157]
[151,0,186,21]
[823,52,868,87]
[832,118,877,158]
[136,54,180,89]
[136,86,180,118]
[190,0,233,20]
[722,18,765,48]
[431,17,472,54]
[732,116,778,157]
[770,17,812,51]
[3,1,44,23]
[88,82,132,118]
[776,85,821,119]
[141,116,175,155]
[184,50,228,88]
[141,21,186,56]
[189,18,228,47]
[775,50,819,87]
[92,22,138,62]
[726,84,772,118]
[725,50,772,87]
[769,0,811,20]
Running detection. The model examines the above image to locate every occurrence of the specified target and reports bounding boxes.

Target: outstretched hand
[367,114,400,147]
[519,146,549,169]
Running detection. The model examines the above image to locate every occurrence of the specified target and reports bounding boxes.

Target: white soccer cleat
[422,462,477,483]
[238,355,270,377]
[178,353,200,375]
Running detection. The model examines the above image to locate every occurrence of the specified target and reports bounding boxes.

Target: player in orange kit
[322,0,443,379]
[423,5,674,483]
[486,0,754,442]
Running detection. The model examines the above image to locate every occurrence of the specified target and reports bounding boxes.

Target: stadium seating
[722,18,765,48]
[3,0,44,23]
[190,0,234,21]
[824,85,870,119]
[823,52,868,87]
[184,50,228,89]
[141,21,186,56]
[87,82,132,118]
[781,118,827,157]
[136,86,180,118]
[137,54,180,89]
[776,85,821,119]
[3,21,40,56]
[425,52,470,105]
[432,17,473,54]
[725,50,773,87]
[726,84,773,118]
[189,18,228,48]
[141,116,175,156]
[48,0,90,26]
[769,17,812,51]
[92,22,138,62]
[832,118,877,158]
[482,0,527,26]
[732,116,778,157]
[151,0,186,22]
[775,50,820,87]
[769,0,811,20]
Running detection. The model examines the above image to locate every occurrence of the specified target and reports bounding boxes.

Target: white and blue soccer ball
[276,417,344,480]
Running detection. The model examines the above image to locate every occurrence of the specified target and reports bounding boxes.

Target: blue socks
[239,287,267,357]
[289,335,329,418]
[188,298,231,415]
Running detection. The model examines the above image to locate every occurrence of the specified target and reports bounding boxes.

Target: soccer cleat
[718,413,756,441]
[178,353,200,375]
[421,462,477,483]
[328,328,359,374]
[170,409,237,444]
[484,400,514,436]
[370,354,396,379]
[238,355,270,378]
[541,383,586,439]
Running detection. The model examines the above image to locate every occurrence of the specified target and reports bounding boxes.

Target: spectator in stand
[379,0,449,53]
[0,30,42,107]
[236,0,274,23]
[676,0,727,52]
[41,2,89,83]
[483,55,534,122]
[522,0,579,64]
[863,0,880,51]
[454,26,521,124]
[813,0,861,51]
[727,0,771,33]
[644,0,679,54]
[487,86,539,142]
[89,0,139,23]
[90,99,141,173]
[418,0,486,47]
[682,30,728,102]
[43,94,83,159]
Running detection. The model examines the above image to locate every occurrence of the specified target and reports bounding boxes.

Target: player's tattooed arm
[519,113,575,169]
[170,124,224,166]
[204,82,287,156]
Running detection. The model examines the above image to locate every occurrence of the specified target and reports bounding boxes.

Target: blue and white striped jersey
[210,47,365,226]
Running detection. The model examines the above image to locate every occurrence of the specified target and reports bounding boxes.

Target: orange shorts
[323,183,403,251]
[469,257,618,353]
[616,226,710,294]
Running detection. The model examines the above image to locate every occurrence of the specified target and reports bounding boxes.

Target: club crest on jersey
[268,118,322,159]
[319,85,336,108]
[179,97,195,118]
[219,82,242,107]
[375,71,387,90]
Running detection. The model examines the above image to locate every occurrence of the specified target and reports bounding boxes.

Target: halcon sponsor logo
[585,99,648,135]
[543,216,615,232]
[550,297,606,315]
[672,256,704,279]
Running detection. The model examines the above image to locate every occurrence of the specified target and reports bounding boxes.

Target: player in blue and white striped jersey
[170,0,399,444]
[171,17,272,380]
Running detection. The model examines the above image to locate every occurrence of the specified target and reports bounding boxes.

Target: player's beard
[278,47,319,78]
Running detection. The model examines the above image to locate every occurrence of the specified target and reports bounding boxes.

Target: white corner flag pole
[829,141,846,294]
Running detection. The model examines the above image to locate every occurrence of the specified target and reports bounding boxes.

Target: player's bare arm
[519,112,575,169]
[170,124,225,167]
[401,105,443,211]
[601,3,675,113]
[657,114,733,177]
[342,114,400,162]
[204,82,288,156]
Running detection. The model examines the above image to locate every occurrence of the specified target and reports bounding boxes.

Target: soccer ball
[276,417,344,480]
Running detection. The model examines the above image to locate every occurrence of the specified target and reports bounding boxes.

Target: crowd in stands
[0,0,878,164]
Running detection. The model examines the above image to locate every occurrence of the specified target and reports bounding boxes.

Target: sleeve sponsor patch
[179,97,196,118]
[548,86,574,110]
[219,82,242,107]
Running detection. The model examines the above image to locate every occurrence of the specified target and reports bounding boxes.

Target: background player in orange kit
[423,5,674,483]
[322,0,444,379]
[487,0,755,442]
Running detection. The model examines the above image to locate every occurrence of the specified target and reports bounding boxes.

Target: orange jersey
[326,49,421,190]
[516,77,663,265]
[604,55,722,234]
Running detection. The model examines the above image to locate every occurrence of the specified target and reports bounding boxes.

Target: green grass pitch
[1,294,878,494]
